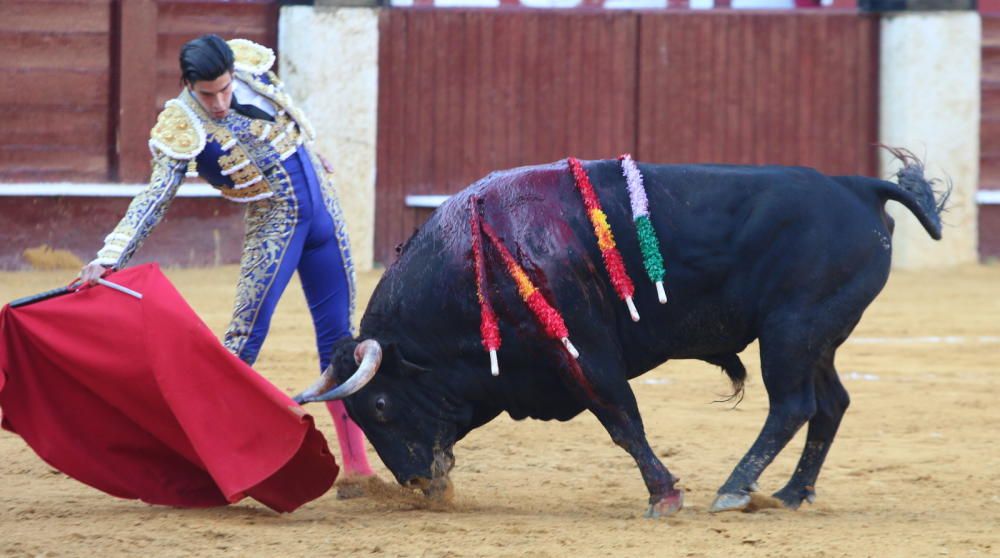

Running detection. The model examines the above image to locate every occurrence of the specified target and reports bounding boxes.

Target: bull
[295,150,945,517]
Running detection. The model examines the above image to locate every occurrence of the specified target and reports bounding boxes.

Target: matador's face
[187,72,234,120]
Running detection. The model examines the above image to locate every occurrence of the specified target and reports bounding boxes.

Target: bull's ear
[386,343,432,377]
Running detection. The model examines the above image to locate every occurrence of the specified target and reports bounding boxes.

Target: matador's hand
[79,262,111,286]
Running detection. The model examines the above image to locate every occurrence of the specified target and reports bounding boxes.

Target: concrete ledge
[0,184,221,197]
[976,190,1000,204]
[405,195,450,208]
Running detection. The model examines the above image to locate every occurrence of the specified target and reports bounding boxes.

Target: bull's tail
[872,147,950,240]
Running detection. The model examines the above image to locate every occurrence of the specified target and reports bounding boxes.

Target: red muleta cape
[0,263,338,512]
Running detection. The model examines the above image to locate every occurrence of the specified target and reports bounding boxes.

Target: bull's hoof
[772,485,816,510]
[644,489,684,519]
[708,492,752,513]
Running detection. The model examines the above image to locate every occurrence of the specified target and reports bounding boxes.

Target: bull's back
[375,159,893,376]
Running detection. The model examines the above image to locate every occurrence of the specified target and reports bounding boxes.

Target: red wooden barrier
[374,10,880,264]
[0,0,115,182]
[0,0,278,184]
[376,9,639,262]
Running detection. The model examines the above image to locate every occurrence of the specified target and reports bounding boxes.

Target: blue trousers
[229,148,351,371]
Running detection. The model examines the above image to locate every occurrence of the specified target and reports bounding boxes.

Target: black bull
[295,153,944,517]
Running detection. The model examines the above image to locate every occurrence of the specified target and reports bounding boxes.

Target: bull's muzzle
[402,446,455,500]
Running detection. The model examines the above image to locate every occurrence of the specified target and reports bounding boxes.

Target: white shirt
[233,78,278,118]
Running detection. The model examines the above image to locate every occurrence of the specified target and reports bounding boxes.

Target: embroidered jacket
[95,39,325,268]
[92,39,357,334]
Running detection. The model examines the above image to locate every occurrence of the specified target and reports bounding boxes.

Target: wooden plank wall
[0,0,278,184]
[376,10,638,262]
[637,12,879,174]
[375,10,880,264]
[0,0,277,270]
[0,0,115,182]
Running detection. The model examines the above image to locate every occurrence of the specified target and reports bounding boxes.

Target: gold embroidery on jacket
[229,164,263,186]
[218,149,249,175]
[249,120,277,142]
[210,126,236,150]
[216,181,271,202]
[228,38,275,75]
[272,123,302,161]
[149,100,205,160]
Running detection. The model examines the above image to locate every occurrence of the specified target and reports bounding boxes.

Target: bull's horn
[294,340,383,404]
[292,366,338,404]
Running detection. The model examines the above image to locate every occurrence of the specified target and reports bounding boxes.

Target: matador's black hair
[179,34,234,85]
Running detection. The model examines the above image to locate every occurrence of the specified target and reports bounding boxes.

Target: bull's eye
[373,394,390,422]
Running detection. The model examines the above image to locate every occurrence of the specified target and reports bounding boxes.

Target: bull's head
[293,338,458,498]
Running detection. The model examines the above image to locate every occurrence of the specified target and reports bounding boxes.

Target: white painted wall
[879,12,981,269]
[279,6,379,271]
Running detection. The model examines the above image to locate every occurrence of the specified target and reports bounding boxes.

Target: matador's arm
[92,99,206,269]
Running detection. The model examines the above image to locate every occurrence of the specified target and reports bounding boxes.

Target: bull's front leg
[564,358,683,519]
[601,408,685,519]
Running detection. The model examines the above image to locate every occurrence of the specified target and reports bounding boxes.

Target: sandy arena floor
[0,264,998,557]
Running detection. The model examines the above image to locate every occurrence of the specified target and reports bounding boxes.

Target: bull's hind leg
[772,351,850,509]
[566,354,683,519]
[710,328,819,513]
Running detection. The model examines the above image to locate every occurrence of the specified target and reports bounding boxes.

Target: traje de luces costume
[91,39,372,477]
